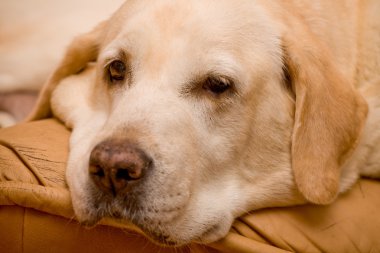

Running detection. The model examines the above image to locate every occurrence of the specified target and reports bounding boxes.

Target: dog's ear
[283,25,368,204]
[28,20,108,121]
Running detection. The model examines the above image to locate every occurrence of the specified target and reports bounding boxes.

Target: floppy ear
[283,26,368,204]
[27,20,108,121]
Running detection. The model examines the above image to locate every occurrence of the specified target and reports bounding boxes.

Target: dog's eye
[108,60,126,82]
[203,76,232,95]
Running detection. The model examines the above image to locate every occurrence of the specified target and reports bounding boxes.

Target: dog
[29,0,380,246]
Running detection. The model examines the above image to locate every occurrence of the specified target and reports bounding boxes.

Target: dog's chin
[195,219,234,244]
[138,219,233,247]
[135,209,235,246]
[75,205,233,247]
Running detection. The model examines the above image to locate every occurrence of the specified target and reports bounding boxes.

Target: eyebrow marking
[102,49,129,68]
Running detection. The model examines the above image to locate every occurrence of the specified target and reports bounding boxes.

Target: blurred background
[0,0,124,126]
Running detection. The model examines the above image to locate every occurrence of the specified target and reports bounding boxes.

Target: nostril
[116,168,131,180]
[89,164,114,193]
[89,165,105,178]
[115,166,141,181]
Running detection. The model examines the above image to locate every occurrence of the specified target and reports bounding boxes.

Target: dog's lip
[78,214,221,247]
[126,205,192,246]
[134,213,225,246]
[195,223,223,243]
[141,222,224,246]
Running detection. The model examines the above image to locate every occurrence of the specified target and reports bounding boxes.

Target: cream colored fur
[29,0,380,246]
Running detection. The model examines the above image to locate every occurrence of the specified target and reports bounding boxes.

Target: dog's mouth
[78,207,227,247]
[82,204,230,247]
[77,188,194,246]
[131,215,226,246]
[79,207,187,246]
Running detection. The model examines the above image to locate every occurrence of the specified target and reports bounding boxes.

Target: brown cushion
[1,119,380,253]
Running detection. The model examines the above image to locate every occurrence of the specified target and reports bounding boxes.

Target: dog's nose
[89,139,152,195]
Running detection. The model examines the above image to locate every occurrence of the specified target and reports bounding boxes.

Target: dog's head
[30,0,367,246]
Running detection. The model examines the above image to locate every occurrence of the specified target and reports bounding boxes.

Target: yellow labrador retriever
[29,0,380,246]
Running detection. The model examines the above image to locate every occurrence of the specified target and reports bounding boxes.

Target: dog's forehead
[119,0,242,34]
[100,0,282,83]
[111,1,247,54]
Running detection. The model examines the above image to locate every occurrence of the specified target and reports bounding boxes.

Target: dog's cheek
[165,176,239,243]
[65,119,107,222]
[66,151,95,222]
[196,104,250,177]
